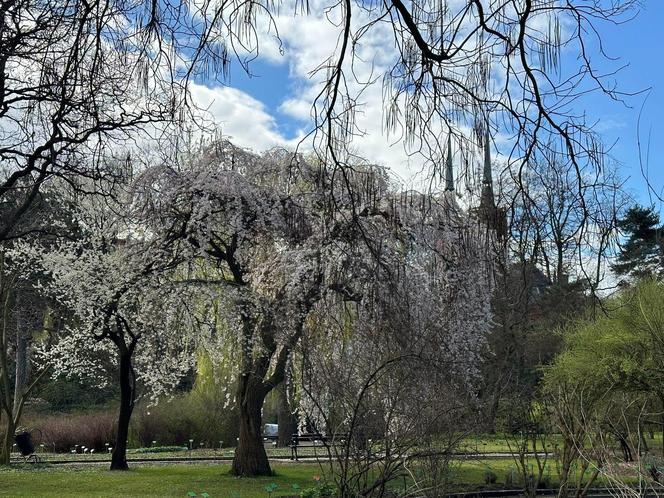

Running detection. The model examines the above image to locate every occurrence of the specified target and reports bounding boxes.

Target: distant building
[474,128,508,242]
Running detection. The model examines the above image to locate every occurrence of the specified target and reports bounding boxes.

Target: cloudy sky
[187,0,664,202]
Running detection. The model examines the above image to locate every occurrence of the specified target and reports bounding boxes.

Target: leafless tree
[0,0,194,244]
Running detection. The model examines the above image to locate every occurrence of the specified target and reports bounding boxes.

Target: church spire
[445,134,454,192]
[483,127,492,187]
[479,126,496,215]
[476,123,508,243]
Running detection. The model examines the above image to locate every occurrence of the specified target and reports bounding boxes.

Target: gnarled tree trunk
[230,310,308,476]
[224,263,321,476]
[232,375,271,476]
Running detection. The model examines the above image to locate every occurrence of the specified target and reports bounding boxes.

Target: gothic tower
[477,128,507,240]
[479,128,496,218]
[445,134,454,193]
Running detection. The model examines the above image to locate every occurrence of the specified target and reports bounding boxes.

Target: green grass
[0,463,321,498]
[458,433,563,453]
[19,446,324,462]
[445,457,643,490]
[449,457,553,486]
[0,454,649,497]
[459,432,664,454]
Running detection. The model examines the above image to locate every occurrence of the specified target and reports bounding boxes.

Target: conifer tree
[613,205,664,280]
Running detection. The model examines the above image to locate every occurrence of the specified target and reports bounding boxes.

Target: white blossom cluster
[297,189,495,443]
[9,186,198,402]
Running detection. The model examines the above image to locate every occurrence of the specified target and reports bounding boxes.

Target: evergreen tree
[613,205,664,279]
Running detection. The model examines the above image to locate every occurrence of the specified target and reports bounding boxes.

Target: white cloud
[187,0,425,180]
[186,0,509,187]
[278,96,311,121]
[189,82,305,151]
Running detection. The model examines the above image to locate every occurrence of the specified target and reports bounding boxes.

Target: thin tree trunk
[111,349,134,471]
[660,395,664,458]
[557,444,573,498]
[231,376,271,476]
[277,381,297,447]
[0,252,13,466]
[12,291,42,414]
[640,423,649,454]
[484,388,502,433]
[13,331,28,413]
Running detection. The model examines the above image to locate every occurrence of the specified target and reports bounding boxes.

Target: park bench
[289,433,349,461]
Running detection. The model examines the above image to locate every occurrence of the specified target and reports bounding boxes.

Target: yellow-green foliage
[191,350,235,399]
[545,277,664,397]
[187,350,239,441]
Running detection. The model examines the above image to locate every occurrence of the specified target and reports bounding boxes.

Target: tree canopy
[613,206,664,280]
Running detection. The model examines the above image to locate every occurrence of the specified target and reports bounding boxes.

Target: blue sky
[190,0,664,204]
[578,0,664,207]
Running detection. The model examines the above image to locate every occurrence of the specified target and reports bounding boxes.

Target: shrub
[130,401,193,448]
[483,468,497,485]
[300,482,336,498]
[505,466,518,487]
[130,391,239,449]
[33,410,117,452]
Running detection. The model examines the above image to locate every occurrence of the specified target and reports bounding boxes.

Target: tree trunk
[110,350,134,471]
[13,332,28,413]
[0,413,14,465]
[640,426,649,455]
[660,395,664,458]
[231,377,271,476]
[229,295,314,476]
[617,433,632,462]
[483,388,502,433]
[12,291,42,413]
[0,253,13,466]
[277,382,297,447]
[557,444,573,498]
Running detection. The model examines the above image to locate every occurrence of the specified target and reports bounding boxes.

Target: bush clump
[33,411,117,452]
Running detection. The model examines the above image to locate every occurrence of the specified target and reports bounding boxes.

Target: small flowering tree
[10,183,197,470]
[0,191,78,465]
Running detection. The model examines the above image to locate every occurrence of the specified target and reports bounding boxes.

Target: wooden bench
[289,433,348,461]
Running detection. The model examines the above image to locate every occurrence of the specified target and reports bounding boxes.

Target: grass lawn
[449,456,554,486]
[459,432,664,454]
[0,460,532,497]
[17,446,331,463]
[0,456,641,497]
[0,463,321,498]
